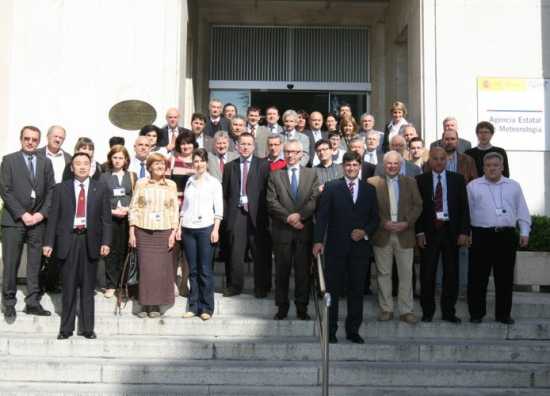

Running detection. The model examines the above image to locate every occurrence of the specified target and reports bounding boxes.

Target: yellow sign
[477,77,527,92]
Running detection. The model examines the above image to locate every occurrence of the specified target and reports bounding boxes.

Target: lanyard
[487,183,504,210]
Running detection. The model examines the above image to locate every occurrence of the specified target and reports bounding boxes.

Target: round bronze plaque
[109,100,157,130]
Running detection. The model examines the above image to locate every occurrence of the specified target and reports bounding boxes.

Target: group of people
[0,98,531,344]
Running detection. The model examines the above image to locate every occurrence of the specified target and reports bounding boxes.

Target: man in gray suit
[279,110,310,167]
[430,116,472,154]
[190,113,214,153]
[265,106,283,135]
[375,135,421,177]
[266,139,320,320]
[246,106,269,158]
[207,131,239,183]
[0,126,56,320]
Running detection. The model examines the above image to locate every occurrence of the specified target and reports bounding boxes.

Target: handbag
[115,248,139,314]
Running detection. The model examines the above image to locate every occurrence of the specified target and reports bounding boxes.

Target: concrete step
[2,333,550,363]
[2,313,550,340]
[13,289,550,319]
[0,358,548,388]
[2,383,550,396]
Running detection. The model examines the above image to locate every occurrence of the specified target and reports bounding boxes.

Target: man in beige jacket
[368,151,423,324]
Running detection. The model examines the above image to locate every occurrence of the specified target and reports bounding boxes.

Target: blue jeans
[182,226,215,315]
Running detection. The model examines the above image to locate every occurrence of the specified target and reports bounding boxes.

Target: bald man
[375,135,421,177]
[303,111,328,165]
[128,136,152,179]
[159,107,191,150]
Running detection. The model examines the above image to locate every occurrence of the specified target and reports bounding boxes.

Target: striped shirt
[129,178,179,230]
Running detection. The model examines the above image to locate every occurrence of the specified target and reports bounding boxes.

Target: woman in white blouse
[177,148,223,321]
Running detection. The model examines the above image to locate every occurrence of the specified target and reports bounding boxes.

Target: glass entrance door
[251,91,329,115]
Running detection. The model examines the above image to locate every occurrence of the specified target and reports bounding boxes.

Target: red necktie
[76,183,86,229]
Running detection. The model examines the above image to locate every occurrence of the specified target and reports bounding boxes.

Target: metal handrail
[312,254,331,396]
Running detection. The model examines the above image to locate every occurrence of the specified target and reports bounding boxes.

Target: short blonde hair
[390,101,407,116]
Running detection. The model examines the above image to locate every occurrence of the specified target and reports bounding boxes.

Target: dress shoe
[81,331,97,339]
[377,311,394,321]
[496,317,515,325]
[24,305,51,316]
[57,332,72,340]
[442,316,462,324]
[182,311,196,319]
[400,313,417,325]
[273,310,288,320]
[421,315,433,322]
[199,313,212,321]
[3,306,16,320]
[346,333,365,344]
[297,310,311,321]
[222,287,241,297]
[46,286,62,294]
[470,318,483,324]
[104,289,116,299]
[148,311,161,318]
[364,288,373,296]
[254,290,268,299]
[328,334,338,344]
[137,311,148,319]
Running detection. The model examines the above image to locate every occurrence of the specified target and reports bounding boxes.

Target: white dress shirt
[196,134,204,149]
[387,118,407,142]
[287,164,300,185]
[365,150,378,165]
[344,177,358,203]
[45,148,67,183]
[387,175,400,222]
[180,173,223,229]
[128,156,150,179]
[73,177,90,228]
[467,176,531,236]
[311,129,323,142]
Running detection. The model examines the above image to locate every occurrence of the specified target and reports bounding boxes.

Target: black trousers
[59,233,97,335]
[273,239,310,311]
[227,208,269,292]
[325,254,367,337]
[468,227,517,321]
[103,218,129,289]
[420,224,459,318]
[1,223,44,308]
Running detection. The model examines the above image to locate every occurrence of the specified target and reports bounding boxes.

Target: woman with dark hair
[62,137,103,181]
[223,103,238,120]
[325,112,338,134]
[296,110,309,133]
[140,124,168,156]
[168,132,197,207]
[99,145,136,298]
[129,153,179,318]
[177,148,223,321]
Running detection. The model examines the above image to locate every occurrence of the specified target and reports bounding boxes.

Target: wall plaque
[109,100,156,130]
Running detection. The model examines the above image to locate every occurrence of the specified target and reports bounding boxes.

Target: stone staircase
[1,263,550,395]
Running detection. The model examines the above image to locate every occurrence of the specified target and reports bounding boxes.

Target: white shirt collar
[46,148,63,157]
[74,177,90,188]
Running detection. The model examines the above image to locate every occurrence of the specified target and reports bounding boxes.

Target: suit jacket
[358,129,384,154]
[253,126,270,158]
[415,170,470,239]
[367,175,423,249]
[222,156,270,231]
[280,131,310,167]
[303,129,328,166]
[423,152,478,184]
[314,178,379,258]
[430,137,472,154]
[205,117,231,137]
[99,170,135,209]
[207,151,239,183]
[375,159,421,178]
[266,167,320,244]
[36,147,72,165]
[364,150,384,166]
[45,179,112,260]
[197,133,214,153]
[266,124,283,135]
[361,162,376,180]
[159,126,191,147]
[0,151,55,227]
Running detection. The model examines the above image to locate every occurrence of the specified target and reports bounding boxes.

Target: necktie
[348,181,355,203]
[219,155,225,174]
[250,125,255,137]
[434,174,443,212]
[27,155,35,184]
[76,183,86,229]
[242,160,249,211]
[140,162,145,179]
[290,168,298,200]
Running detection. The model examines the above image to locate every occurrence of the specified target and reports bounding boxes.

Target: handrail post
[322,292,331,396]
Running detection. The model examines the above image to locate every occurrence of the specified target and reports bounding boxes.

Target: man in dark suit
[348,137,376,180]
[36,125,72,293]
[430,116,472,154]
[265,106,283,135]
[266,139,320,320]
[190,112,214,153]
[222,132,271,297]
[158,107,191,150]
[415,147,470,323]
[303,111,327,166]
[205,99,231,137]
[0,126,56,320]
[313,151,379,344]
[43,152,112,339]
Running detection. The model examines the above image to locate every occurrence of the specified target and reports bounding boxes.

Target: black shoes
[273,310,288,320]
[470,318,483,324]
[222,287,241,297]
[77,331,97,339]
[421,315,433,322]
[442,315,462,324]
[328,334,338,344]
[3,306,16,320]
[296,309,311,321]
[496,317,515,325]
[57,332,72,340]
[346,333,365,344]
[254,290,268,299]
[24,305,51,316]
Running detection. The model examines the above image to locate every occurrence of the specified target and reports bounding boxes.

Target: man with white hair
[367,151,423,324]
[207,131,238,182]
[358,113,384,154]
[36,125,71,184]
[159,107,191,150]
[430,116,472,153]
[267,139,320,320]
[364,131,383,165]
[279,110,310,167]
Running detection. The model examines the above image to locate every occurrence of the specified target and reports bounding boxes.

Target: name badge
[149,212,162,222]
[239,195,249,206]
[436,211,449,221]
[495,208,506,216]
[74,217,86,227]
[113,188,125,197]
[30,190,36,199]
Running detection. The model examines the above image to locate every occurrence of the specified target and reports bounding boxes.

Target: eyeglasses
[284,150,301,154]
